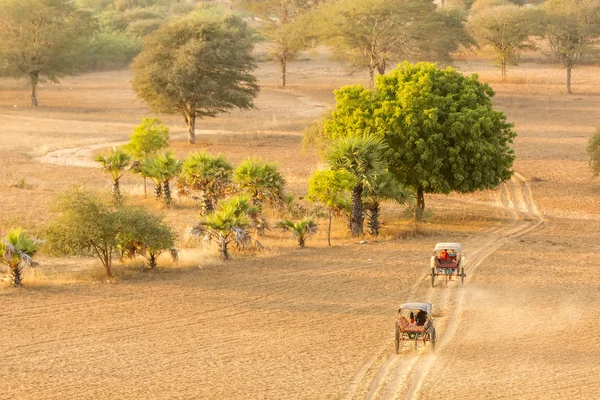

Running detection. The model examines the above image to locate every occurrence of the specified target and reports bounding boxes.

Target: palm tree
[234,158,286,209]
[364,173,412,237]
[327,135,388,237]
[194,197,253,260]
[154,151,182,206]
[180,152,233,213]
[0,228,41,287]
[221,195,269,237]
[95,147,131,201]
[140,156,163,200]
[277,217,318,248]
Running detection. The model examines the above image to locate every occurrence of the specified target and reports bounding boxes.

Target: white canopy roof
[399,302,432,312]
[434,242,462,252]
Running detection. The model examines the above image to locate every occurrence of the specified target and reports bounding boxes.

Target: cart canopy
[399,302,432,313]
[434,243,462,253]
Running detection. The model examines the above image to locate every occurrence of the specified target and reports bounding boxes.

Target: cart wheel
[461,268,466,285]
[431,328,437,351]
[431,267,435,287]
[395,329,400,354]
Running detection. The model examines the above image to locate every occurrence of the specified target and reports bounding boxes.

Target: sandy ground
[1,54,600,399]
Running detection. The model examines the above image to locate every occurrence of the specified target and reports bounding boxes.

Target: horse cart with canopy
[430,242,466,287]
[394,302,436,352]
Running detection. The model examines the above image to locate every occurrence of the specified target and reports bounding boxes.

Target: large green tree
[131,14,260,144]
[239,0,318,87]
[542,0,600,94]
[467,3,541,79]
[312,0,472,86]
[324,62,516,220]
[0,0,95,106]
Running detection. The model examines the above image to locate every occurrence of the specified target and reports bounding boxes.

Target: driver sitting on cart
[415,309,427,326]
[439,249,449,263]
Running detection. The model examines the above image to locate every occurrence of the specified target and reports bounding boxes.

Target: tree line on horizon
[0,0,599,107]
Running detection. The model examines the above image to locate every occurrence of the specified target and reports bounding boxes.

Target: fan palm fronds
[234,158,286,209]
[277,217,317,248]
[95,147,131,201]
[0,228,42,287]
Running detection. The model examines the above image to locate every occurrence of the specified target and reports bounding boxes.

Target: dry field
[1,53,600,399]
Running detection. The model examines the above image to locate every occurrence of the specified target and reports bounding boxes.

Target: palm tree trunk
[204,196,213,214]
[351,183,364,238]
[154,182,162,200]
[327,206,332,247]
[11,264,22,287]
[113,179,121,201]
[219,237,229,260]
[30,72,39,107]
[368,202,380,237]
[163,181,172,205]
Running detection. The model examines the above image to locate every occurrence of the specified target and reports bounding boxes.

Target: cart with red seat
[430,242,466,287]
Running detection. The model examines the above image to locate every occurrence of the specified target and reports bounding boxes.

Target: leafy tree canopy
[468,3,542,79]
[131,13,260,144]
[239,0,319,86]
[312,0,473,85]
[307,169,357,210]
[323,62,516,216]
[44,188,177,275]
[124,118,170,160]
[542,0,600,94]
[116,206,177,268]
[0,0,96,106]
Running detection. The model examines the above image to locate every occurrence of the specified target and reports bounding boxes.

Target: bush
[44,188,177,276]
[84,31,142,69]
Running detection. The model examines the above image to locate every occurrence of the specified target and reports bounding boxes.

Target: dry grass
[1,53,600,399]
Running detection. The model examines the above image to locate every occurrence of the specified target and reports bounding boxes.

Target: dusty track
[346,172,543,400]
